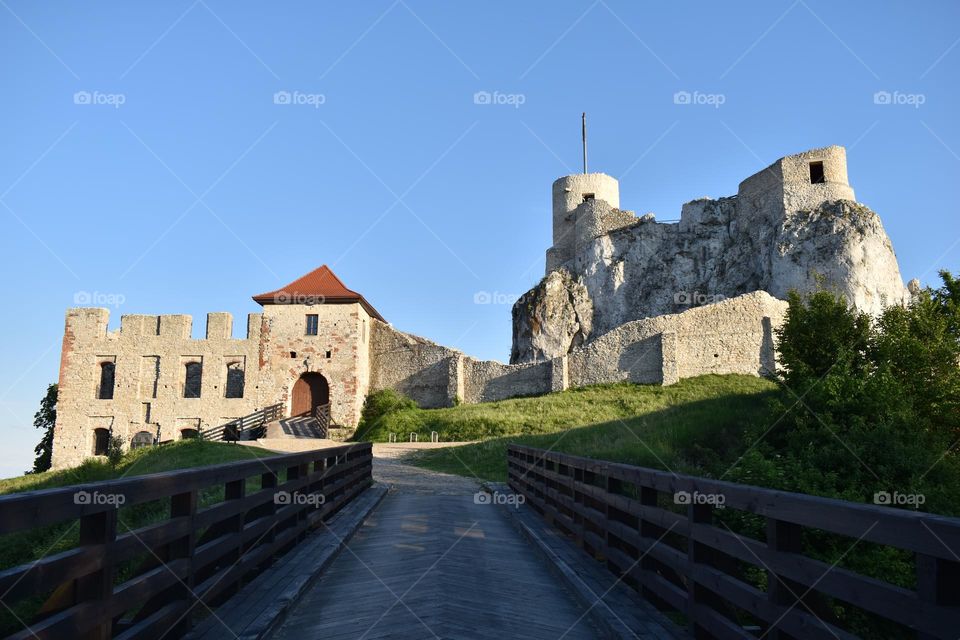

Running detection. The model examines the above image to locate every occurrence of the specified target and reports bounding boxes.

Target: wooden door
[291,373,329,416]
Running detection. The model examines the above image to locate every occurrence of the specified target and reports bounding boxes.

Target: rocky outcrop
[512,198,907,364]
[510,269,592,363]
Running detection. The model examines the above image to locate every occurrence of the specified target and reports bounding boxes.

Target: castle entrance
[291,372,329,417]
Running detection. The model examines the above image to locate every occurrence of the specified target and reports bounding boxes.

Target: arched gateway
[291,372,329,417]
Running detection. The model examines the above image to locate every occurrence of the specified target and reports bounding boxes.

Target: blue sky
[1,1,958,476]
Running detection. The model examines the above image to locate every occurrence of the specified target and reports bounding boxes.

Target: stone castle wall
[515,145,908,364]
[53,309,262,468]
[53,302,374,469]
[368,291,785,409]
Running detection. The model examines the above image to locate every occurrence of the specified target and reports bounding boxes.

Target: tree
[31,383,57,474]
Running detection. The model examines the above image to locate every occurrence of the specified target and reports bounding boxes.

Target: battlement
[65,308,262,342]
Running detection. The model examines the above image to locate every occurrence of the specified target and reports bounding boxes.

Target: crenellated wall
[52,301,374,469]
[53,309,263,468]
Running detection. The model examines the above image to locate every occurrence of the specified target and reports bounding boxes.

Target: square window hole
[809,161,825,184]
[289,351,297,358]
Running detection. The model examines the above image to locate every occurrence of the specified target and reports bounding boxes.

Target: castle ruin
[52,145,907,469]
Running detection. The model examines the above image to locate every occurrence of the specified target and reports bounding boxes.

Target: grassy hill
[0,439,277,495]
[355,374,778,481]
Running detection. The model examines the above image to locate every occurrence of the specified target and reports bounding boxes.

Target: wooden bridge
[0,444,957,639]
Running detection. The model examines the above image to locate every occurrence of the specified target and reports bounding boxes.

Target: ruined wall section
[564,291,785,387]
[516,146,908,363]
[461,358,553,404]
[368,320,461,409]
[52,309,262,469]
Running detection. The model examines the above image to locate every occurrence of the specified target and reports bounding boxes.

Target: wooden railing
[507,445,960,640]
[201,403,283,442]
[0,442,373,639]
[314,403,331,437]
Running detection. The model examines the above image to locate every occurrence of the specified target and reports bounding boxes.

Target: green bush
[354,389,419,440]
[107,435,125,466]
[726,272,960,638]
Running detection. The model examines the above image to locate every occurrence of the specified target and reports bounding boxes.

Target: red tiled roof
[252,265,384,321]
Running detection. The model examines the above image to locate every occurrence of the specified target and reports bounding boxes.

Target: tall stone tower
[546,173,620,274]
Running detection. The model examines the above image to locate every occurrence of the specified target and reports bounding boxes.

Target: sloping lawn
[356,375,778,481]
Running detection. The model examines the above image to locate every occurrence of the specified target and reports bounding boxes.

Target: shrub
[355,389,418,440]
[107,435,125,466]
[726,273,960,637]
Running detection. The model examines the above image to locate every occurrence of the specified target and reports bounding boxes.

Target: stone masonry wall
[461,357,553,404]
[256,302,371,429]
[53,302,373,470]
[368,320,460,408]
[53,309,262,469]
[367,291,786,414]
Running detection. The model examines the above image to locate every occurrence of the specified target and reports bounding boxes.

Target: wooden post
[638,486,669,611]
[573,466,585,549]
[220,477,247,599]
[168,488,198,635]
[917,553,960,640]
[261,471,278,545]
[77,509,117,640]
[766,518,802,640]
[605,472,621,575]
[687,501,718,639]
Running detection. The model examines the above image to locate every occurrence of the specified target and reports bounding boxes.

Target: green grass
[0,438,278,496]
[0,440,282,636]
[358,375,778,482]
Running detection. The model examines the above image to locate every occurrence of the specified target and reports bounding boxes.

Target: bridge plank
[269,471,609,639]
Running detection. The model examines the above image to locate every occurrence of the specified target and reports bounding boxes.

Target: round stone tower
[547,173,620,273]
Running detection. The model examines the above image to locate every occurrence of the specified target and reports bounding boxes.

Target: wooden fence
[314,403,331,438]
[0,442,373,639]
[507,445,960,639]
[200,403,283,442]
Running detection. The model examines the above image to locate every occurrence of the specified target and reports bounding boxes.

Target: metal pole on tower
[582,112,588,174]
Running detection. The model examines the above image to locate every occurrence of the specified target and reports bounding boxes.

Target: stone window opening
[183,362,202,398]
[290,351,297,359]
[582,193,595,203]
[225,362,245,398]
[92,428,110,456]
[97,361,115,400]
[325,350,332,359]
[809,161,825,184]
[305,314,319,336]
[131,430,154,450]
[180,428,198,440]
